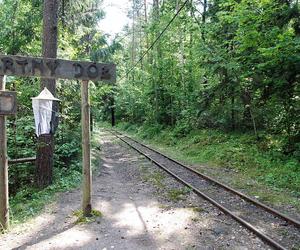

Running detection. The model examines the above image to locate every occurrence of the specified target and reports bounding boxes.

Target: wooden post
[0,75,9,231]
[111,96,115,127]
[81,80,92,216]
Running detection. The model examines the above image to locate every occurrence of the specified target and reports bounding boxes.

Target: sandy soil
[0,131,270,250]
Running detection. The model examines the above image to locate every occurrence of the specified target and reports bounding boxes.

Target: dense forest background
[0,0,299,222]
[116,0,299,154]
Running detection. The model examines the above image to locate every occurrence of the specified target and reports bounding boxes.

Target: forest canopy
[115,0,300,157]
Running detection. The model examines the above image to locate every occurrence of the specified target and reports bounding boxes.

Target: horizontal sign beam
[0,55,116,82]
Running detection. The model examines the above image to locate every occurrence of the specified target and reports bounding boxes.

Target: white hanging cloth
[32,87,59,136]
[32,99,53,136]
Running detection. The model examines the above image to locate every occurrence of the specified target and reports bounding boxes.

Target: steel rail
[113,130,300,229]
[111,131,287,250]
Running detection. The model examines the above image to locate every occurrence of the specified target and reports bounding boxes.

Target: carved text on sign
[0,55,116,82]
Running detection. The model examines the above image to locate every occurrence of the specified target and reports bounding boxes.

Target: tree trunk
[111,94,115,127]
[36,134,54,187]
[231,94,235,131]
[144,0,148,55]
[176,0,186,107]
[131,0,136,82]
[36,0,59,188]
[201,0,207,41]
[153,0,160,122]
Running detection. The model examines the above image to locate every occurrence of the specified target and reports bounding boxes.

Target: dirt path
[0,131,270,250]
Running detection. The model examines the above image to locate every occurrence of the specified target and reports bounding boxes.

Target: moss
[73,209,103,225]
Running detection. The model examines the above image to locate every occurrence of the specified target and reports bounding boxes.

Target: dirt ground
[0,131,271,250]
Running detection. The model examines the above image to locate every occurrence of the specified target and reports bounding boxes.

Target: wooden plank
[81,80,92,216]
[0,91,17,115]
[8,157,36,165]
[0,75,9,231]
[0,54,116,82]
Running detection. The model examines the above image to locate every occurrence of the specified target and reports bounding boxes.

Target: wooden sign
[0,91,16,115]
[0,55,116,82]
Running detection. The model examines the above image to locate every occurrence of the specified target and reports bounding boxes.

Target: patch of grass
[73,209,103,224]
[167,187,191,202]
[143,170,165,189]
[231,173,300,210]
[189,206,205,213]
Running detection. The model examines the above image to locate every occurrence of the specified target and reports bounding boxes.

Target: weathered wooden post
[0,75,17,231]
[0,75,9,231]
[81,80,92,216]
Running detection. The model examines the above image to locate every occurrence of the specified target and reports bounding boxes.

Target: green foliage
[114,0,300,157]
[10,164,82,224]
[0,0,42,54]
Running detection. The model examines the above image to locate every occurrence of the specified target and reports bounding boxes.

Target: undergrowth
[10,163,82,225]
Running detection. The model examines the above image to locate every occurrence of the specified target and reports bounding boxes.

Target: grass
[114,122,300,210]
[9,165,82,225]
[139,165,192,202]
[167,187,191,202]
[141,166,166,189]
[189,206,205,213]
[72,209,102,224]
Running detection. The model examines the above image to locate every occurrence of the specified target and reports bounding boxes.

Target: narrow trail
[1,131,270,249]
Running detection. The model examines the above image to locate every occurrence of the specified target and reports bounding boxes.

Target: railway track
[110,129,300,250]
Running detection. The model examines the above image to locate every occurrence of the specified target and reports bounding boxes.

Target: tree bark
[111,94,115,127]
[81,80,92,217]
[36,134,54,187]
[131,0,136,81]
[143,0,149,64]
[36,0,59,188]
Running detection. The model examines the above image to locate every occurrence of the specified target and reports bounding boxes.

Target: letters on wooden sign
[0,55,116,82]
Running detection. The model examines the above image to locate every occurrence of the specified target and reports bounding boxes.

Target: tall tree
[36,0,59,188]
